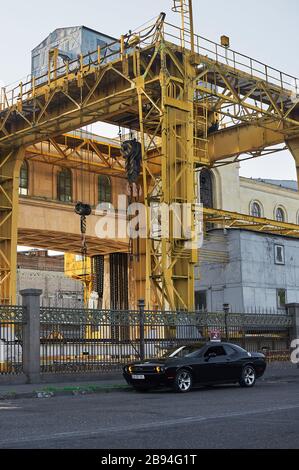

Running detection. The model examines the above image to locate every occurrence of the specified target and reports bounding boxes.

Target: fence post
[286,304,299,341]
[138,299,145,362]
[21,289,42,383]
[223,303,230,341]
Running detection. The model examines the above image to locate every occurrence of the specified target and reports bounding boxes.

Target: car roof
[174,342,243,349]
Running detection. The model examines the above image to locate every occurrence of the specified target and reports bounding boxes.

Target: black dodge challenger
[123,342,267,393]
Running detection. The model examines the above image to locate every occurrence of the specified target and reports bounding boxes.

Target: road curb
[0,384,131,401]
[0,373,298,401]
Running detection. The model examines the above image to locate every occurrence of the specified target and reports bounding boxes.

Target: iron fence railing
[0,306,25,375]
[39,308,293,374]
[0,305,293,376]
[163,22,299,94]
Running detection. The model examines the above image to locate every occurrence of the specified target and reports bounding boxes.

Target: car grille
[132,366,157,373]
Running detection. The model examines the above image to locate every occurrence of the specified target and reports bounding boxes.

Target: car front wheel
[174,369,193,393]
[239,365,256,388]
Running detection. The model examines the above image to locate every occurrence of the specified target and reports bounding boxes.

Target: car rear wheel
[174,369,193,393]
[239,365,256,388]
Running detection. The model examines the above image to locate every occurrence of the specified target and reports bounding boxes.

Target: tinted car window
[231,345,248,354]
[161,344,205,358]
[223,345,236,356]
[184,346,206,358]
[172,347,200,358]
[204,346,227,357]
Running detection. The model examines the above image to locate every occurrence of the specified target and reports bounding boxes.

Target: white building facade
[196,164,299,313]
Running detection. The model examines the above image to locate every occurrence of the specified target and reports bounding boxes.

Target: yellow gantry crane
[1,0,299,309]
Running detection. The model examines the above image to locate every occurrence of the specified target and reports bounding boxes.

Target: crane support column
[0,148,24,304]
[137,39,199,310]
[286,138,299,189]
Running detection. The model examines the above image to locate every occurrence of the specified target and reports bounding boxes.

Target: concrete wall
[240,231,299,310]
[196,229,299,313]
[195,230,244,312]
[17,269,84,308]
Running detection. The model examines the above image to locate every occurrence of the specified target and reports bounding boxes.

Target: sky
[1,0,298,181]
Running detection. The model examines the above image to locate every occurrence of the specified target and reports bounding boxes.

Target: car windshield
[231,344,248,354]
[160,344,205,359]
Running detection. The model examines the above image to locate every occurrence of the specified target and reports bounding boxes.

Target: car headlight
[125,365,133,374]
[156,366,165,373]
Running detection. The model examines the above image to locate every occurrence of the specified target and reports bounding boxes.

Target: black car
[123,342,267,393]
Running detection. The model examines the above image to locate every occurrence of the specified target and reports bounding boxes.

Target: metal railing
[1,17,298,112]
[163,22,299,95]
[0,302,294,376]
[39,308,293,374]
[0,306,25,375]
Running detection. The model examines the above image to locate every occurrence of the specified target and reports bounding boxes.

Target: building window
[251,201,262,218]
[57,168,72,203]
[274,245,285,265]
[98,175,112,204]
[277,289,287,310]
[200,169,213,208]
[195,291,207,312]
[19,161,29,196]
[276,207,286,223]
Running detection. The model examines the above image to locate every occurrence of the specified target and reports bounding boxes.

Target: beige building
[203,163,299,223]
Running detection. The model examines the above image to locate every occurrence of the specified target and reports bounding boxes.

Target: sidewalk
[261,361,299,382]
[0,363,297,401]
[0,375,128,400]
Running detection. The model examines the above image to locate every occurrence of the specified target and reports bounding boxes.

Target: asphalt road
[0,380,298,449]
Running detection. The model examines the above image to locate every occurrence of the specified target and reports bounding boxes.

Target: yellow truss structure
[1,6,299,307]
[203,209,299,238]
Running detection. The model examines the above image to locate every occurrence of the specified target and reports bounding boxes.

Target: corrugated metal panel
[31,26,119,81]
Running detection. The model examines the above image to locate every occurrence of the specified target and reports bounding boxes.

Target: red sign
[209,330,221,342]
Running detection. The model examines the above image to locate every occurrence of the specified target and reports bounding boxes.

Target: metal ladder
[194,81,210,166]
[172,0,195,53]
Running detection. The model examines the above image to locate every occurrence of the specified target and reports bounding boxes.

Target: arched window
[251,201,262,218]
[276,207,286,223]
[57,168,72,203]
[19,161,29,196]
[98,175,112,204]
[200,169,213,208]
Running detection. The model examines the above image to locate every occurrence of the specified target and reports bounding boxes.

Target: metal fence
[0,304,294,377]
[39,308,294,374]
[0,306,25,375]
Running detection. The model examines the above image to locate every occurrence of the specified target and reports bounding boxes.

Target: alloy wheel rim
[244,367,255,386]
[178,371,191,391]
